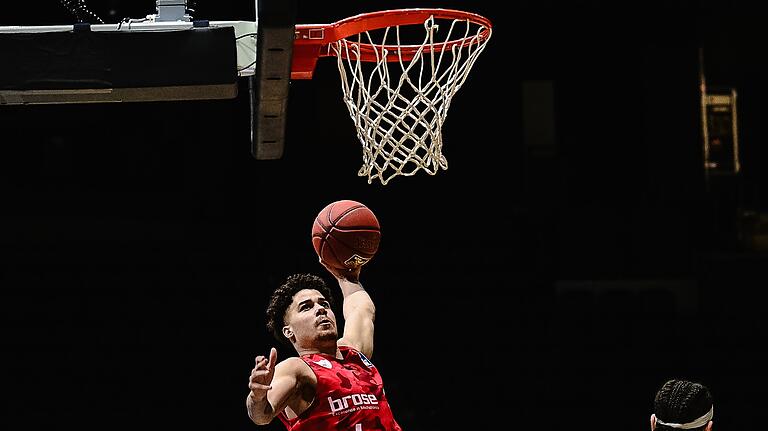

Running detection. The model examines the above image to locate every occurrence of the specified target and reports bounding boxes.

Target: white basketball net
[331,16,492,185]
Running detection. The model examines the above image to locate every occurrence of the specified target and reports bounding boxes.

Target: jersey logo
[358,352,374,368]
[313,359,333,369]
[328,393,379,415]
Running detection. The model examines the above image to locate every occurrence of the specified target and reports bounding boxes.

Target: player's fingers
[268,347,277,369]
[250,369,272,380]
[252,359,268,372]
[249,382,272,391]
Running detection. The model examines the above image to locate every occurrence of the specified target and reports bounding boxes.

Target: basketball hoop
[293,9,492,185]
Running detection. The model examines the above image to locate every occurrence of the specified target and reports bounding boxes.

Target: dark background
[2,1,768,430]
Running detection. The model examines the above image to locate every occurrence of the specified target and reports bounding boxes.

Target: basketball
[312,200,381,270]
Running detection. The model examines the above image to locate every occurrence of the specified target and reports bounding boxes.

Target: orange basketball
[311,200,381,270]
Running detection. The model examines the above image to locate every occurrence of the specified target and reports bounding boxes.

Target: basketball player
[651,379,714,431]
[246,264,402,431]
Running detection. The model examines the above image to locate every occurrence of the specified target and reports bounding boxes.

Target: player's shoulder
[275,356,313,378]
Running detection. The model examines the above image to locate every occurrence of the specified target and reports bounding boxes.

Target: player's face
[284,289,338,345]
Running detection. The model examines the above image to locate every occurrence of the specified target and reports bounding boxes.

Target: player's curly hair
[654,379,713,431]
[266,273,335,345]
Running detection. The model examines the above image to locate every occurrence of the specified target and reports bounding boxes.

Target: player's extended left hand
[248,347,277,401]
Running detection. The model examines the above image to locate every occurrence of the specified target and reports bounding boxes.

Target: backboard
[0,0,297,161]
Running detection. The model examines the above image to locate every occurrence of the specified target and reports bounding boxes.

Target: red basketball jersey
[278,346,402,431]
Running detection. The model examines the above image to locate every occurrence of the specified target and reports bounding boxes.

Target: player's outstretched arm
[246,348,304,425]
[324,265,376,359]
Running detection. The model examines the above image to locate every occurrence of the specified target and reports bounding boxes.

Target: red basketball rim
[293,8,492,73]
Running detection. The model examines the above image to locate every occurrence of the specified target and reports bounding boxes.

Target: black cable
[238,59,258,72]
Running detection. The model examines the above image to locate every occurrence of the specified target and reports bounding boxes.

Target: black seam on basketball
[331,227,380,232]
[333,205,366,225]
[326,203,336,227]
[314,216,331,232]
